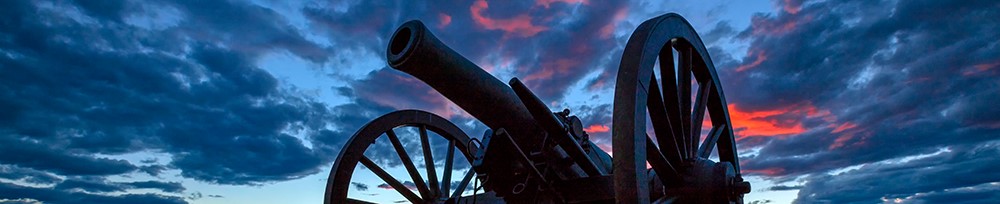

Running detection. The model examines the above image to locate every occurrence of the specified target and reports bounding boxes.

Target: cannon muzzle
[387,20,544,150]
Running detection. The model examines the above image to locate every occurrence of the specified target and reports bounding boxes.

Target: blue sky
[1,0,999,203]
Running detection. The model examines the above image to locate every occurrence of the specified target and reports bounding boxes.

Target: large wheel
[612,13,750,203]
[325,110,482,204]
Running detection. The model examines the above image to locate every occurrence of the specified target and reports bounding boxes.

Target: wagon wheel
[324,110,482,204]
[612,13,751,203]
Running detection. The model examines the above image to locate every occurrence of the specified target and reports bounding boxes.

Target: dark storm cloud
[702,21,736,46]
[304,0,627,169]
[794,142,1000,203]
[0,0,353,202]
[164,0,329,63]
[0,166,61,185]
[55,178,126,193]
[0,137,137,176]
[124,181,186,193]
[706,0,1000,202]
[306,0,628,100]
[767,185,802,191]
[0,181,185,204]
[56,178,185,194]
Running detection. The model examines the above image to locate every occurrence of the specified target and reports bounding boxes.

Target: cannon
[325,13,751,203]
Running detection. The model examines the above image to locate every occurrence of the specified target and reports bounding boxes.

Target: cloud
[0,137,137,176]
[0,166,61,185]
[4,0,998,203]
[767,185,802,191]
[377,181,417,191]
[795,142,1000,203]
[123,181,185,193]
[711,0,1000,202]
[0,181,186,204]
[351,182,369,191]
[470,0,548,38]
[0,1,355,202]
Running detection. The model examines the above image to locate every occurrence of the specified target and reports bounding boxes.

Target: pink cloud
[831,122,857,134]
[749,14,813,36]
[963,61,1000,76]
[735,49,768,72]
[781,0,803,14]
[523,59,580,82]
[438,13,452,28]
[599,7,629,39]
[470,0,549,38]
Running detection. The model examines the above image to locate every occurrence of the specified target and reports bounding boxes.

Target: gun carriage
[325,13,751,203]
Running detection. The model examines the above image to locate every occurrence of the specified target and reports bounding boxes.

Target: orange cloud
[536,0,589,8]
[584,124,610,133]
[470,0,549,38]
[438,13,452,28]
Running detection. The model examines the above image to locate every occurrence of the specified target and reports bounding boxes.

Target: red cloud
[729,104,806,137]
[470,0,549,38]
[730,102,832,139]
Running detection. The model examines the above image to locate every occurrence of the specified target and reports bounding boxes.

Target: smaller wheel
[325,110,481,203]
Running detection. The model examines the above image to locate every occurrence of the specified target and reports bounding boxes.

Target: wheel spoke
[659,41,687,160]
[646,136,679,183]
[386,129,431,199]
[647,74,684,165]
[360,156,421,203]
[718,126,741,172]
[691,81,711,156]
[697,124,726,158]
[441,141,456,198]
[450,170,476,200]
[678,44,694,159]
[419,125,439,197]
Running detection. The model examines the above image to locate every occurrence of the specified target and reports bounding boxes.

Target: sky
[0,0,998,203]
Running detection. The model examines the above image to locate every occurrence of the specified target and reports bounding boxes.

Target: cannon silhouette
[325,13,751,203]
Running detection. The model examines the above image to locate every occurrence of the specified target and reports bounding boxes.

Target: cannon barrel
[386,20,545,150]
